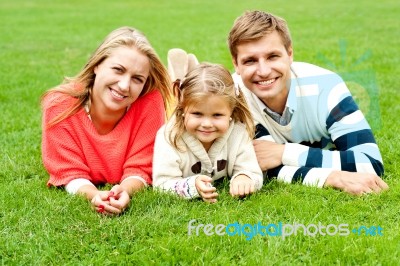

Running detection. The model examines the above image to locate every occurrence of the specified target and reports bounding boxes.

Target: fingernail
[99,205,105,210]
[97,208,104,213]
[107,191,115,200]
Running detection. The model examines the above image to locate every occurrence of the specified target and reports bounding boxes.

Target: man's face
[233,30,293,111]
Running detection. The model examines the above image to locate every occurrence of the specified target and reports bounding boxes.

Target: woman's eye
[132,77,144,83]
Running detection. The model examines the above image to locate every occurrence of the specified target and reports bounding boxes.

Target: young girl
[152,63,263,203]
[41,27,173,215]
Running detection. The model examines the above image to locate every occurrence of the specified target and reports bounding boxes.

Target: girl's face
[184,95,233,151]
[92,46,150,118]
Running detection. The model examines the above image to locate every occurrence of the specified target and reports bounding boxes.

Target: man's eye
[243,59,255,65]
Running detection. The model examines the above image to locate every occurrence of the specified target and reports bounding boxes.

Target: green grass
[1,0,399,264]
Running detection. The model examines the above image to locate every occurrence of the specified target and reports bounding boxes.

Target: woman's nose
[118,75,130,90]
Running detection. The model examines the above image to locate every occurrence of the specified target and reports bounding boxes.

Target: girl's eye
[213,114,223,117]
[191,112,202,116]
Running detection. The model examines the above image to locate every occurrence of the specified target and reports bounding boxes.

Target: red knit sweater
[42,89,165,187]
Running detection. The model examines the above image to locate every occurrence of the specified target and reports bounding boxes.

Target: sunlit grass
[1,0,399,264]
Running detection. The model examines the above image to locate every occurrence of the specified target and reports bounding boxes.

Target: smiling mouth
[256,78,276,85]
[110,88,127,99]
[198,130,215,134]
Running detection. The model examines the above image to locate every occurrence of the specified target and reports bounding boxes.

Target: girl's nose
[201,117,212,127]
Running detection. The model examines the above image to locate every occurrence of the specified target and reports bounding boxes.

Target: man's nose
[257,60,271,76]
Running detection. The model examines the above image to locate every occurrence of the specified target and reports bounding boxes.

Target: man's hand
[324,170,389,195]
[253,140,284,171]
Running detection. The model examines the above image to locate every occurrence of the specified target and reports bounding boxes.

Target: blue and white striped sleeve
[266,165,332,187]
[255,124,333,187]
[280,82,384,178]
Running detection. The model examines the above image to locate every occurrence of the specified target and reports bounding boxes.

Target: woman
[41,27,173,215]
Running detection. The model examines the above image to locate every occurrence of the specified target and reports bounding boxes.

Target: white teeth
[258,79,275,85]
[110,89,125,99]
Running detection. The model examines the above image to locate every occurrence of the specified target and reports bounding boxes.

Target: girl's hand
[195,175,218,203]
[230,174,255,197]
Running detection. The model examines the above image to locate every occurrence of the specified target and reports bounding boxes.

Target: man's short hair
[228,10,292,62]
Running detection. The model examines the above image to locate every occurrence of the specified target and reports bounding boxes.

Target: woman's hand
[108,184,131,213]
[90,190,125,215]
[195,175,218,203]
[79,179,146,215]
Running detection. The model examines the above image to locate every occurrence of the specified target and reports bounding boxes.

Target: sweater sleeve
[281,82,384,176]
[152,126,200,199]
[267,165,332,188]
[42,97,92,187]
[255,122,334,187]
[230,125,263,190]
[122,90,166,185]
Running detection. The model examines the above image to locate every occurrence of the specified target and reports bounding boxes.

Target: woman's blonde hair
[169,63,254,150]
[42,26,173,128]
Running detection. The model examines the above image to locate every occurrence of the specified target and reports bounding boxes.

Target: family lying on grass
[41,10,388,215]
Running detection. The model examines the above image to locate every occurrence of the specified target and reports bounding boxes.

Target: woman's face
[92,46,150,117]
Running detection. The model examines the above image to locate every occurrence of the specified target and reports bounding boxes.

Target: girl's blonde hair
[42,26,173,128]
[169,62,254,150]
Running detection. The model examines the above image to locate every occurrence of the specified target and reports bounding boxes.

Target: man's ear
[287,45,294,62]
[232,58,240,74]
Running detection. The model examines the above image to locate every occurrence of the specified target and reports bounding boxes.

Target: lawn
[1,0,399,264]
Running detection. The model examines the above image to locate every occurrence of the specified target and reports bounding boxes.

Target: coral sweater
[42,90,165,187]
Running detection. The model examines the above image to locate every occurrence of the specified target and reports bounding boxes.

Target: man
[228,10,388,195]
[167,10,388,195]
